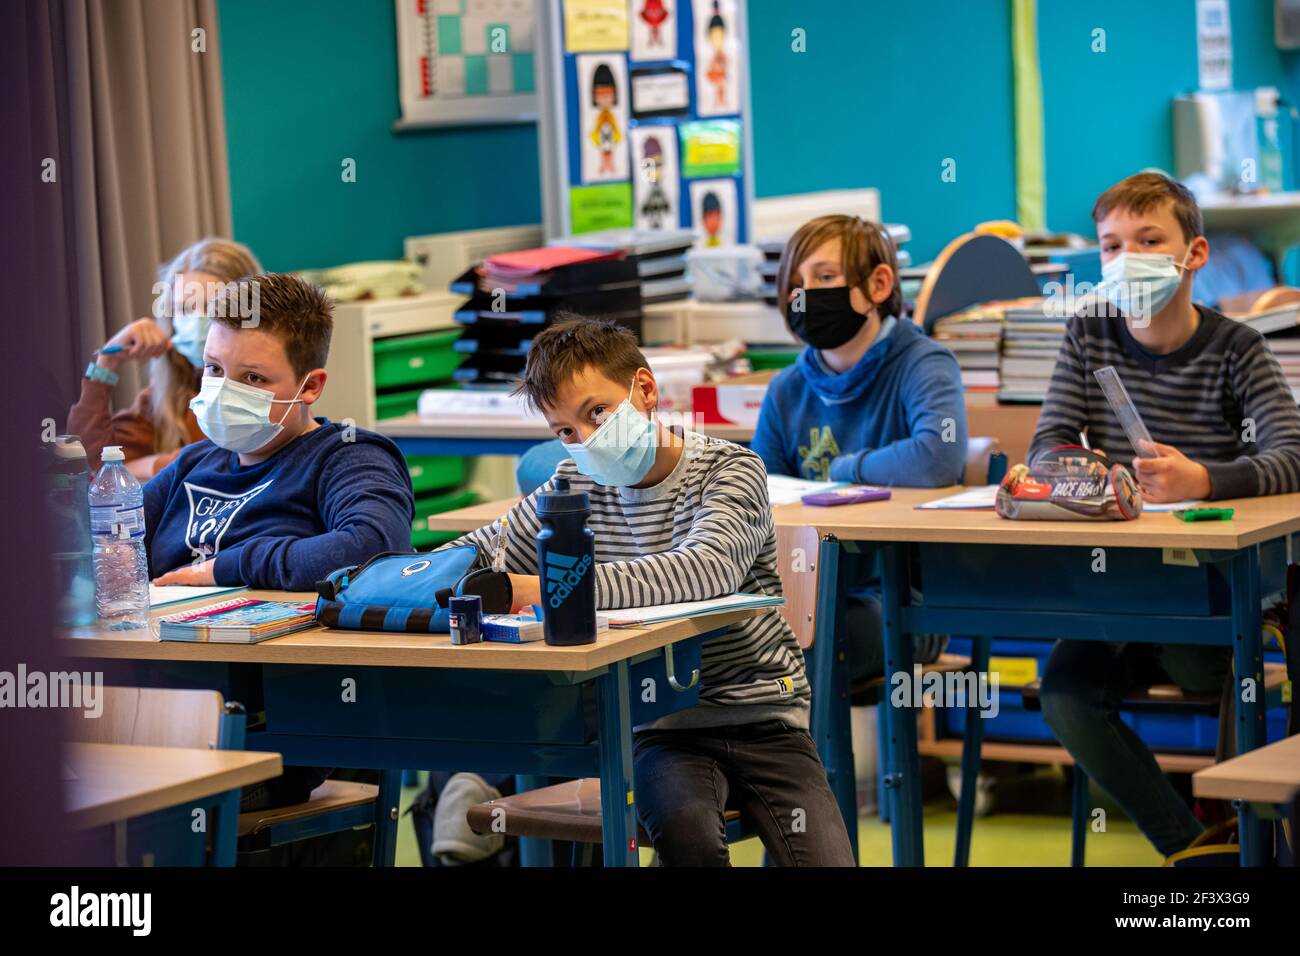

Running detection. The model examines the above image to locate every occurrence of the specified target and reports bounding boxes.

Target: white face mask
[170,311,209,369]
[1097,249,1191,320]
[189,375,308,454]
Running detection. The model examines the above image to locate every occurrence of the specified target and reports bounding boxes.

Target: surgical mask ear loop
[273,375,311,428]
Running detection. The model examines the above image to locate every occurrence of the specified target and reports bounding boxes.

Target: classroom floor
[393,764,1165,867]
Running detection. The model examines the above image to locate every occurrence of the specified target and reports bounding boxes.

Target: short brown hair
[211,273,333,376]
[1092,171,1204,242]
[514,314,647,412]
[776,215,903,323]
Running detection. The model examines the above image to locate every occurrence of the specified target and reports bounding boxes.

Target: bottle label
[544,550,594,609]
[90,504,145,539]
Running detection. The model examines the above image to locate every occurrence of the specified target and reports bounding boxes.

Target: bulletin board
[394,0,538,129]
[535,0,755,243]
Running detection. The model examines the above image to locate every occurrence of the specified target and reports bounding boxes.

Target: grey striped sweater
[1029,306,1300,498]
[450,430,810,731]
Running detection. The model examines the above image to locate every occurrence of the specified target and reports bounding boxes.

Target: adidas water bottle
[535,476,597,646]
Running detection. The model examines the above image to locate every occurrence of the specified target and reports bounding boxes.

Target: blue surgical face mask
[562,379,658,487]
[189,375,308,454]
[170,311,210,369]
[1096,249,1191,320]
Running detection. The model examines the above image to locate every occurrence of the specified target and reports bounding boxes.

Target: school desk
[61,592,762,867]
[378,413,754,457]
[65,742,282,864]
[1192,732,1300,806]
[773,487,1300,867]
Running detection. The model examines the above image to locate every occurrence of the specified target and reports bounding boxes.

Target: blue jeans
[633,720,856,866]
[1039,640,1230,857]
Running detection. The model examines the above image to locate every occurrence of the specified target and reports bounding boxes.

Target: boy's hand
[99,317,171,371]
[1131,442,1212,503]
[507,573,541,613]
[153,559,217,586]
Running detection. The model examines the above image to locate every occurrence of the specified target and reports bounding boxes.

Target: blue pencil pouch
[314,545,513,633]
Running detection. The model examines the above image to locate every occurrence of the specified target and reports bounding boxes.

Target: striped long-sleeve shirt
[449,430,810,731]
[1028,305,1300,498]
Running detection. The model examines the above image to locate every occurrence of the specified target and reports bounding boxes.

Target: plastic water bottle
[535,476,597,646]
[45,436,96,629]
[89,446,149,629]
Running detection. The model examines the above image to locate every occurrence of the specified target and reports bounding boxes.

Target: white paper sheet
[916,486,999,510]
[1141,499,1204,513]
[149,584,245,608]
[605,593,784,627]
[766,474,843,506]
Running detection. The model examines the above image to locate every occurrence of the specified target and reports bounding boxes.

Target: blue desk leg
[212,789,242,867]
[953,634,990,867]
[515,775,556,867]
[1230,546,1266,867]
[808,534,860,861]
[374,769,403,867]
[881,542,924,866]
[597,659,639,867]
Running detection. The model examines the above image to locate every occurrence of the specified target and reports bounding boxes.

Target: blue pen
[97,344,125,355]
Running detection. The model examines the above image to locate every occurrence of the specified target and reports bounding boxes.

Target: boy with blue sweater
[752,216,967,679]
[145,273,414,591]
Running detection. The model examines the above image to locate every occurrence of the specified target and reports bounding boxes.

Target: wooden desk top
[423,488,1300,550]
[65,742,282,829]
[772,486,1300,550]
[1193,735,1300,805]
[378,413,755,445]
[61,590,763,673]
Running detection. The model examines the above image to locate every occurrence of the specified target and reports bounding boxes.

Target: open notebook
[604,593,784,628]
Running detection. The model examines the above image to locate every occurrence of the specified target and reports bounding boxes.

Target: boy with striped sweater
[1031,172,1300,857]
[452,317,854,866]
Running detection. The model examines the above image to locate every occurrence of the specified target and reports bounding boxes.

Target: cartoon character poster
[689,177,738,247]
[631,125,679,231]
[631,0,677,61]
[577,53,630,182]
[694,0,739,116]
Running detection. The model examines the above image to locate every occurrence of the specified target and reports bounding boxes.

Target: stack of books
[1225,303,1300,402]
[931,300,1013,392]
[557,229,695,304]
[450,246,642,386]
[159,598,318,644]
[998,298,1068,403]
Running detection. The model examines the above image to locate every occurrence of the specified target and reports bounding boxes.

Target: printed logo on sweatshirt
[798,426,840,481]
[183,480,273,557]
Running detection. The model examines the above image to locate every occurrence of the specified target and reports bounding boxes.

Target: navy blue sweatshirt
[144,419,415,590]
[752,318,968,485]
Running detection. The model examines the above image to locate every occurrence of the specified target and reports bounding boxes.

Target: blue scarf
[797,316,898,405]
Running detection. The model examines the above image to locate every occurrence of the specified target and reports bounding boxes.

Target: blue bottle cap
[536,475,590,515]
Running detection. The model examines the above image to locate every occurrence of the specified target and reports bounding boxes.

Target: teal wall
[219,0,1300,270]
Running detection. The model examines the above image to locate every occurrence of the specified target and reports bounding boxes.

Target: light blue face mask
[189,375,308,454]
[1096,249,1191,320]
[563,379,658,487]
[170,312,209,369]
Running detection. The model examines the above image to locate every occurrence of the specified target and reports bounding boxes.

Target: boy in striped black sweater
[453,317,854,866]
[1031,172,1300,857]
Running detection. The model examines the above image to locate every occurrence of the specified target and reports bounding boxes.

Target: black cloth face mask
[787,286,869,349]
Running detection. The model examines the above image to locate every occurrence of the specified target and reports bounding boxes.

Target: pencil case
[995,445,1143,521]
[313,544,513,633]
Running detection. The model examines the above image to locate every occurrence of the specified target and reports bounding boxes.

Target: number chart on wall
[395,0,538,128]
[536,0,754,244]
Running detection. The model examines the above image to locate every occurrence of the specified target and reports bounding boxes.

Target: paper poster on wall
[571,182,635,234]
[1196,0,1232,91]
[631,0,677,61]
[689,178,738,247]
[694,0,740,116]
[679,119,741,177]
[577,54,631,182]
[631,67,690,117]
[565,0,630,52]
[631,126,680,231]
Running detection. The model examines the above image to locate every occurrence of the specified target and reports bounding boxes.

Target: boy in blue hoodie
[145,272,414,592]
[752,216,967,678]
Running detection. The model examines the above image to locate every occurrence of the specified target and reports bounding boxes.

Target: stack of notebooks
[159,598,318,644]
[555,229,695,304]
[754,223,912,306]
[998,297,1067,403]
[1226,303,1300,402]
[931,301,1010,392]
[450,246,643,386]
